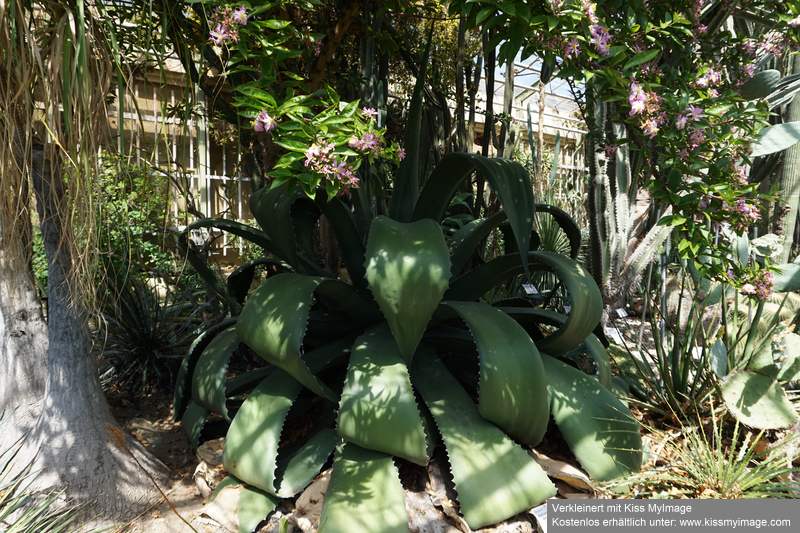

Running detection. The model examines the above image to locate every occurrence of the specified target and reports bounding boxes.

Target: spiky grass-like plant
[603,409,800,499]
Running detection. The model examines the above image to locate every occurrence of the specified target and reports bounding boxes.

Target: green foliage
[612,272,719,419]
[99,272,213,395]
[604,411,800,499]
[450,0,800,287]
[201,1,402,198]
[176,145,642,530]
[95,158,173,275]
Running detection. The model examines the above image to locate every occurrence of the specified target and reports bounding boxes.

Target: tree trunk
[0,222,47,452]
[480,32,495,159]
[497,63,515,158]
[19,147,168,521]
[475,32,495,213]
[454,16,467,152]
[466,55,482,153]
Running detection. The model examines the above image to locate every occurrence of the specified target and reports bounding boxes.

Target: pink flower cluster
[741,270,774,300]
[732,198,761,232]
[209,6,248,46]
[734,164,749,185]
[628,81,666,138]
[590,24,612,56]
[254,110,276,133]
[675,105,705,148]
[563,38,580,59]
[628,82,647,115]
[582,0,598,23]
[304,142,359,190]
[758,31,787,57]
[695,68,722,89]
[361,107,378,120]
[348,132,381,154]
[688,129,705,148]
[735,198,760,219]
[741,63,757,79]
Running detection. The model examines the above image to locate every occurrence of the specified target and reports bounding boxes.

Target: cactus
[585,91,672,310]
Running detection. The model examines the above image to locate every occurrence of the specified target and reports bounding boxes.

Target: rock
[194,461,213,499]
[290,470,331,533]
[197,437,226,466]
[201,481,240,532]
[405,490,460,533]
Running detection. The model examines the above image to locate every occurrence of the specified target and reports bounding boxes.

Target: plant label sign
[523,283,540,296]
[531,503,548,533]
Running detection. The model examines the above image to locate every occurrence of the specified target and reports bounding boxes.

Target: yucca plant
[173,70,642,531]
[0,441,78,532]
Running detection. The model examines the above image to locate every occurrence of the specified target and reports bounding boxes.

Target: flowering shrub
[204,3,402,198]
[451,0,800,297]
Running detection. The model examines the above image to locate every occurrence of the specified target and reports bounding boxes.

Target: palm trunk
[22,147,167,520]
[0,221,47,452]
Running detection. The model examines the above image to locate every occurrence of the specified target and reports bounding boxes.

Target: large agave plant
[173,147,642,531]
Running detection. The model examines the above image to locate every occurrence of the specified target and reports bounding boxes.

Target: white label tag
[523,283,540,295]
[604,327,625,345]
[530,503,548,533]
[615,307,628,318]
[563,304,572,313]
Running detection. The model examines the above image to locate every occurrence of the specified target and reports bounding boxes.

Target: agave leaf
[451,252,602,355]
[413,354,555,530]
[773,263,800,292]
[223,370,337,496]
[185,218,275,253]
[208,476,280,533]
[721,370,798,430]
[275,429,339,496]
[223,371,299,493]
[444,301,549,445]
[181,401,209,448]
[237,273,345,400]
[174,319,237,421]
[321,198,367,286]
[226,367,274,396]
[192,327,239,420]
[413,153,534,271]
[365,217,450,360]
[177,233,233,311]
[337,327,428,465]
[238,484,280,533]
[766,73,800,109]
[582,333,613,387]
[250,183,324,273]
[449,211,506,275]
[318,444,408,533]
[739,69,781,100]
[227,258,284,305]
[542,355,642,480]
[751,122,800,158]
[505,307,612,386]
[388,26,433,222]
